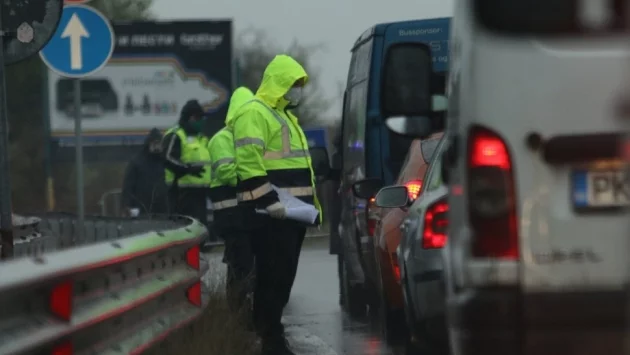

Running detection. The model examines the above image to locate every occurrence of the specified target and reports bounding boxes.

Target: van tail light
[367,197,379,236]
[422,199,448,249]
[404,180,422,200]
[467,126,519,259]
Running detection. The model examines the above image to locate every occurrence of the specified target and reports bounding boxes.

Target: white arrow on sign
[61,13,90,70]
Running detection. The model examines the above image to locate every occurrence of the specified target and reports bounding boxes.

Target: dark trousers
[251,216,306,340]
[169,187,208,227]
[216,207,255,312]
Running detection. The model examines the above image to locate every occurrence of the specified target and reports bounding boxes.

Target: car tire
[404,335,421,355]
[379,287,407,345]
[341,254,367,318]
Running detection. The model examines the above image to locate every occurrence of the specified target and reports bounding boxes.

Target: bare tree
[89,0,154,20]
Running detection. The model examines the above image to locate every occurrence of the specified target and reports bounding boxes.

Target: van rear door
[473,32,629,293]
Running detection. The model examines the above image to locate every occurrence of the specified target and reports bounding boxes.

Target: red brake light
[470,134,510,169]
[467,126,519,260]
[422,200,448,249]
[50,280,73,321]
[404,180,422,200]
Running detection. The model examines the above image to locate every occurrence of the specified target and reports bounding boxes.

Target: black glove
[187,165,205,177]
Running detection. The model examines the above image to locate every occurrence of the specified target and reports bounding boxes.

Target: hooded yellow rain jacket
[228,55,321,221]
[207,87,254,210]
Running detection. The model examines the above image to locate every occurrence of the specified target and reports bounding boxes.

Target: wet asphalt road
[284,238,398,355]
[203,237,402,355]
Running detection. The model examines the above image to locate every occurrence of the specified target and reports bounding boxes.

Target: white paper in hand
[256,185,319,224]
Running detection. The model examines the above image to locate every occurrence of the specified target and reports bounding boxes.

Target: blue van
[329,17,450,317]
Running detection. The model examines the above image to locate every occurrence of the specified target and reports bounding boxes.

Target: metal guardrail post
[98,188,122,216]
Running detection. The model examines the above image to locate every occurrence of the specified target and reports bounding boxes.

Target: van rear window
[474,0,627,35]
[381,44,432,116]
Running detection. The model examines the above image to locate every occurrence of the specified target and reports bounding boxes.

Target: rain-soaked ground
[203,236,403,355]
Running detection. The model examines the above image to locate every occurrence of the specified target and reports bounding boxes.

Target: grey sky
[152,0,454,119]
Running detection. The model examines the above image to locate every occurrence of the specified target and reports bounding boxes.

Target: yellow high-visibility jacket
[228,54,321,222]
[163,127,211,187]
[207,87,254,210]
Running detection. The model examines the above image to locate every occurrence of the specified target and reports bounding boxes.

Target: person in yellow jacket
[207,86,256,315]
[229,54,319,355]
[162,99,211,228]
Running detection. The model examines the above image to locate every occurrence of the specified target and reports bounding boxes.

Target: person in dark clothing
[162,100,211,227]
[121,128,169,216]
[207,87,256,314]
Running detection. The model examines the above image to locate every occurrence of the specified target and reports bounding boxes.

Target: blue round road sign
[39,4,114,78]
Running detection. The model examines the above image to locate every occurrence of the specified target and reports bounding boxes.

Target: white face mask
[284,87,303,107]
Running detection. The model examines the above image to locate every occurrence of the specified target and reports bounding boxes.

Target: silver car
[374,137,449,354]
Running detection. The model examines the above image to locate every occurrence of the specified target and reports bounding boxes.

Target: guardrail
[0,214,208,355]
[98,188,123,217]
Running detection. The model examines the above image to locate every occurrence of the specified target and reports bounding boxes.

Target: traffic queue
[328,2,629,355]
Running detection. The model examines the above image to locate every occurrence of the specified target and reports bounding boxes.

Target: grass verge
[147,273,259,354]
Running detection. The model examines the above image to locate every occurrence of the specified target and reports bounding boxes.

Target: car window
[424,138,446,192]
[420,137,440,163]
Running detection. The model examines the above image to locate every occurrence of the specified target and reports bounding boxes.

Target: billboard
[49,20,233,152]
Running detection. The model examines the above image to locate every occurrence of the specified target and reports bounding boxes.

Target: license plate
[572,169,630,208]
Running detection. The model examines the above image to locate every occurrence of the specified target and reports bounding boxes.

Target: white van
[442,1,630,354]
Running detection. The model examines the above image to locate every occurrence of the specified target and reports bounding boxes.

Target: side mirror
[385,116,433,139]
[375,186,409,208]
[309,147,331,178]
[351,178,384,199]
[384,95,447,139]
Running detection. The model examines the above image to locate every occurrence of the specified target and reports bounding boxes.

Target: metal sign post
[74,79,84,232]
[40,3,114,243]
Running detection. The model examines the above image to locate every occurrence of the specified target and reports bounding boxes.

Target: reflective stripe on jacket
[228,54,321,221]
[208,87,254,210]
[164,126,211,187]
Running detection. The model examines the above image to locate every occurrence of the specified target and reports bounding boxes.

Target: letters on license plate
[572,169,630,208]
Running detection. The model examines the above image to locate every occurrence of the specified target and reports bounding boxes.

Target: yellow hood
[225,86,254,125]
[256,54,309,109]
